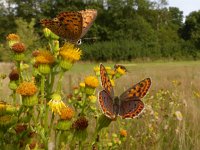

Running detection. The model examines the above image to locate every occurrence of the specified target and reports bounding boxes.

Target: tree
[168,7,183,27]
[181,11,200,48]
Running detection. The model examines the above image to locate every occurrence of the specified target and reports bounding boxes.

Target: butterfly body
[99,64,151,120]
[40,9,97,43]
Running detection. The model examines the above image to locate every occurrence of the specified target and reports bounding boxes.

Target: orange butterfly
[40,9,97,43]
[99,64,151,119]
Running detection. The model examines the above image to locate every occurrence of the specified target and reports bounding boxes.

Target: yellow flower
[105,66,111,70]
[35,50,55,64]
[93,66,100,76]
[116,67,126,75]
[88,95,97,103]
[175,111,183,121]
[79,82,85,88]
[104,66,115,76]
[93,66,100,72]
[60,106,74,120]
[59,43,82,62]
[6,34,20,41]
[16,81,37,96]
[84,76,99,88]
[110,79,115,86]
[120,129,127,137]
[0,101,6,115]
[48,93,66,115]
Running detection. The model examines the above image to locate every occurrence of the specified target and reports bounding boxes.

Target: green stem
[44,105,49,149]
[46,72,55,100]
[49,39,54,52]
[16,61,22,82]
[80,93,87,115]
[56,70,64,93]
[41,75,45,104]
[49,113,55,135]
[79,141,83,150]
[55,130,61,150]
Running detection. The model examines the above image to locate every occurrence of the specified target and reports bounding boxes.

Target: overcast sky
[167,0,200,17]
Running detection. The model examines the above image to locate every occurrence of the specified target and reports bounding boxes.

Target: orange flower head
[59,43,82,62]
[60,106,74,120]
[11,42,26,53]
[16,81,37,96]
[84,76,99,88]
[6,34,20,41]
[120,129,127,137]
[35,50,55,64]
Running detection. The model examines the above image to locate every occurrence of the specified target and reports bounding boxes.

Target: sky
[167,0,200,17]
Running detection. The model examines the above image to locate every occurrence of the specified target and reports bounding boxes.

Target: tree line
[0,0,200,61]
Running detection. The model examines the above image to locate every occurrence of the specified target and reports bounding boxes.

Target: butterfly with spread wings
[98,63,151,119]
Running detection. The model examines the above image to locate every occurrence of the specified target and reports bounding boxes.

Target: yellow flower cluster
[16,81,37,96]
[59,43,82,62]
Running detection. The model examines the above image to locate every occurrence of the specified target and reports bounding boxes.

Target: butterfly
[98,64,151,119]
[40,9,97,43]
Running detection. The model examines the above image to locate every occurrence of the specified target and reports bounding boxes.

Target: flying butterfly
[40,9,97,44]
[99,63,151,119]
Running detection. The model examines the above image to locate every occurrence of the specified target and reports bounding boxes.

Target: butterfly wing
[119,99,144,119]
[100,63,114,98]
[79,9,97,38]
[118,78,151,119]
[120,78,151,101]
[40,11,83,42]
[98,90,116,119]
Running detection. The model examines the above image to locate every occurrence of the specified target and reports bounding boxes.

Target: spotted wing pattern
[98,90,116,119]
[100,64,114,98]
[99,64,151,119]
[120,78,151,101]
[40,9,97,43]
[119,99,144,119]
[79,9,97,38]
[40,12,82,42]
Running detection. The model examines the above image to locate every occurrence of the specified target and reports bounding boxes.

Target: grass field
[1,61,200,149]
[66,61,200,150]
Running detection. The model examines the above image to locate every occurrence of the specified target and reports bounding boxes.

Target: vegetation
[0,0,200,61]
[0,0,200,150]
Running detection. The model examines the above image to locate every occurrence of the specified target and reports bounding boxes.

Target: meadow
[65,61,200,150]
[1,61,200,149]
